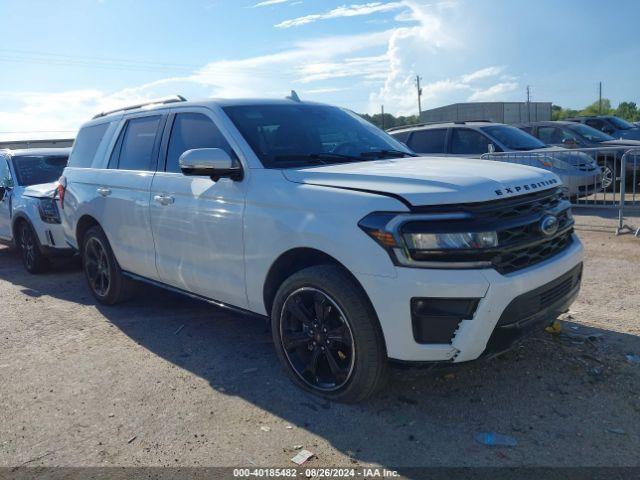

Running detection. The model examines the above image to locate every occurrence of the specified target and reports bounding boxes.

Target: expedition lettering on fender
[58,96,583,403]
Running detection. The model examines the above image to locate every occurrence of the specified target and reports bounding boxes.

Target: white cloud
[0,0,521,141]
[275,2,404,28]
[468,82,519,101]
[253,0,290,7]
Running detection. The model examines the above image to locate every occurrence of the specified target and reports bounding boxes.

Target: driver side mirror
[0,186,5,201]
[487,143,496,154]
[179,148,243,181]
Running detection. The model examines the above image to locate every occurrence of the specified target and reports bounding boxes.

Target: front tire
[271,265,388,403]
[18,222,49,274]
[82,226,133,305]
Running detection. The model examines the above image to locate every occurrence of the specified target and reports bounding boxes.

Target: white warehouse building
[420,102,552,125]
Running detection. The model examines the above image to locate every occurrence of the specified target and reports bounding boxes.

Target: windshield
[608,116,634,130]
[568,123,614,143]
[11,155,68,186]
[223,104,414,168]
[480,125,546,151]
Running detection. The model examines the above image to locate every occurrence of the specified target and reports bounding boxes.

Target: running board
[121,271,269,321]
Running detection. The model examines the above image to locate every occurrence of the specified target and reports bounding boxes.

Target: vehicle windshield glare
[568,123,614,143]
[608,116,634,130]
[223,104,415,168]
[481,125,546,151]
[12,155,68,186]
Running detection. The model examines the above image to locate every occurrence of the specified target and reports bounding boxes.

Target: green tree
[616,101,639,122]
[360,113,420,130]
[580,99,613,116]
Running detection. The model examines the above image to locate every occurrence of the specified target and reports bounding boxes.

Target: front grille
[494,231,573,274]
[406,187,575,274]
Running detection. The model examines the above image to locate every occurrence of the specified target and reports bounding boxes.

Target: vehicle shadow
[1,244,639,470]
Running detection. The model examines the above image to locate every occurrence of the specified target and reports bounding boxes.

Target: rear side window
[111,116,161,171]
[408,129,447,153]
[68,123,109,168]
[450,129,490,155]
[390,131,410,144]
[166,113,236,173]
[0,157,12,187]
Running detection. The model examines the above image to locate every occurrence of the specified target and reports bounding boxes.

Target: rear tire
[271,265,388,403]
[18,221,49,274]
[82,226,134,305]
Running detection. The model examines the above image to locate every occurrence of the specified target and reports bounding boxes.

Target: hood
[22,182,58,199]
[618,129,640,141]
[282,157,560,207]
[600,138,640,147]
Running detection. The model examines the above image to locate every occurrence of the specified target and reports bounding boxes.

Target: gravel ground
[1,217,639,470]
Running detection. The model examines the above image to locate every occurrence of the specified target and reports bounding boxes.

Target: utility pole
[381,105,385,130]
[526,85,531,122]
[415,75,423,119]
[598,82,602,114]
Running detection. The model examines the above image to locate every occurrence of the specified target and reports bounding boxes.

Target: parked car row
[387,121,602,198]
[1,96,584,402]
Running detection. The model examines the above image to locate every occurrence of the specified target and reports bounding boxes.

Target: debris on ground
[293,445,303,450]
[443,373,456,381]
[260,426,271,432]
[127,436,137,444]
[285,425,293,430]
[291,449,314,465]
[474,432,518,447]
[606,428,626,435]
[625,354,640,364]
[545,320,562,334]
[173,324,185,335]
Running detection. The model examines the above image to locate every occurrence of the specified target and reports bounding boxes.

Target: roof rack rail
[386,121,447,132]
[92,95,187,119]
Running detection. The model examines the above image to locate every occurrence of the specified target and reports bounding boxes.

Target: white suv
[59,96,583,402]
[0,148,72,272]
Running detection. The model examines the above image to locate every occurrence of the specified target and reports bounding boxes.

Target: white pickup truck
[58,96,583,402]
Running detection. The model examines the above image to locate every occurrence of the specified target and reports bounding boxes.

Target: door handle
[97,187,112,197]
[154,194,175,206]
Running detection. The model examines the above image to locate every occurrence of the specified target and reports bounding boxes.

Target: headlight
[358,211,497,268]
[403,231,498,250]
[536,156,572,171]
[38,198,61,224]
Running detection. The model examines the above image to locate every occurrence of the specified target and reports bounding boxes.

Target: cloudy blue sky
[1,0,639,140]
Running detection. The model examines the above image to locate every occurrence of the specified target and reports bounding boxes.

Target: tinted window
[481,125,545,151]
[11,155,68,187]
[586,119,606,131]
[390,131,410,144]
[608,116,633,130]
[537,126,577,144]
[568,123,613,143]
[0,157,12,188]
[116,116,161,171]
[450,129,490,154]
[166,113,235,173]
[223,104,412,168]
[68,122,109,168]
[408,129,447,153]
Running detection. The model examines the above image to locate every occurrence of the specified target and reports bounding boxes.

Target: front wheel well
[262,248,373,318]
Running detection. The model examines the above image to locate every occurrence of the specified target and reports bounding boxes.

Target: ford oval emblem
[540,215,559,237]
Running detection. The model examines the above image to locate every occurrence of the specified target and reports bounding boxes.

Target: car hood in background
[617,129,640,141]
[599,139,640,148]
[282,157,559,206]
[22,182,58,199]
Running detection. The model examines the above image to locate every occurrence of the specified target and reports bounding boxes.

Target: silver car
[388,121,601,198]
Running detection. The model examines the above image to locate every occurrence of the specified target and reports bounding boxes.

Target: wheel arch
[262,247,377,322]
[75,214,102,251]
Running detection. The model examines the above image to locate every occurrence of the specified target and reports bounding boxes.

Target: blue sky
[1,0,639,140]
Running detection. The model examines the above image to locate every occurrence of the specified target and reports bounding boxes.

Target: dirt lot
[1,215,639,470]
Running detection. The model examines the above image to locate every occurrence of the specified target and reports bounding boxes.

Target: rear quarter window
[68,123,110,168]
[408,129,447,154]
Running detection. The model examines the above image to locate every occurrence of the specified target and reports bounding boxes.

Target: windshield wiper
[359,149,418,159]
[273,153,364,165]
